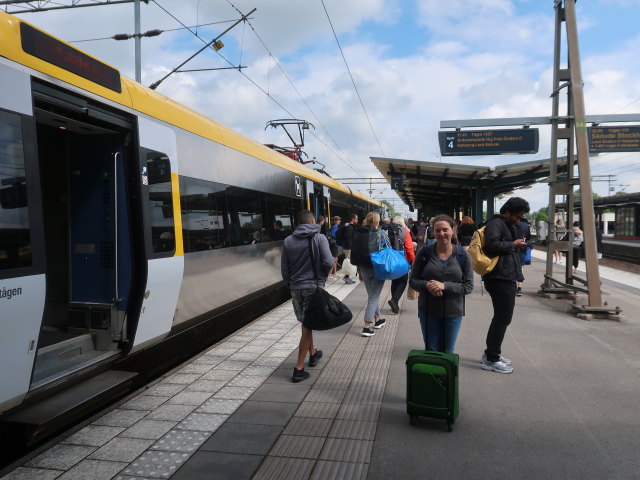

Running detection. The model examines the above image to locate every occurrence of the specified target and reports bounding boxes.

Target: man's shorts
[291,288,317,323]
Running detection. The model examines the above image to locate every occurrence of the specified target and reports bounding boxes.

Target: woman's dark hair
[500,197,530,215]
[431,214,459,245]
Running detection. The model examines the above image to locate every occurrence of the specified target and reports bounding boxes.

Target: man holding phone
[515,218,532,296]
[480,197,530,374]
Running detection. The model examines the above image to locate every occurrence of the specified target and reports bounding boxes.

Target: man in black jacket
[481,197,530,374]
[340,213,359,284]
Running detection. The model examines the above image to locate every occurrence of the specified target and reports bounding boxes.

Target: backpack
[381,223,402,251]
[350,227,371,266]
[468,225,498,275]
[335,224,348,246]
[418,244,467,275]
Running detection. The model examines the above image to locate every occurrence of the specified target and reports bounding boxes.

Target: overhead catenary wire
[224,0,365,178]
[320,0,385,157]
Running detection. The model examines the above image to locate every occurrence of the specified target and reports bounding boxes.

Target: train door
[305,180,328,220]
[30,82,136,389]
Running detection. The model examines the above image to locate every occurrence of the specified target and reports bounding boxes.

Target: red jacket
[403,227,415,264]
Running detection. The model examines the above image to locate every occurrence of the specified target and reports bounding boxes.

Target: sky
[12,0,640,217]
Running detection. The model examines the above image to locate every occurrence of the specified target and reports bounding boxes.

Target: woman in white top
[571,222,583,274]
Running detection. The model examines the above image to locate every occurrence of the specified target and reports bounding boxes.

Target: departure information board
[588,126,640,153]
[438,128,539,156]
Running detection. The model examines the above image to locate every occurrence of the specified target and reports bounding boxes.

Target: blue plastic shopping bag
[370,235,410,280]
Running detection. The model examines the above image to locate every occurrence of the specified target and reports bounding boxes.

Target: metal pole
[564,0,602,306]
[134,0,141,82]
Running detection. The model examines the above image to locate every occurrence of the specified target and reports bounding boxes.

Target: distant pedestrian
[571,221,583,274]
[350,212,389,337]
[595,219,603,260]
[481,197,530,374]
[281,210,333,382]
[554,218,565,263]
[514,217,531,296]
[328,216,341,278]
[317,215,327,236]
[409,214,473,352]
[458,216,477,250]
[340,213,359,284]
[387,216,415,314]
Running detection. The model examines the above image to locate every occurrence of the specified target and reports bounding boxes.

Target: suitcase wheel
[409,415,417,425]
[447,419,453,432]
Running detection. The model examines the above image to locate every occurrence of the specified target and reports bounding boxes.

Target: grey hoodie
[281,223,333,289]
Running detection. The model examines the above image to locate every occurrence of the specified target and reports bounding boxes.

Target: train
[0,11,380,447]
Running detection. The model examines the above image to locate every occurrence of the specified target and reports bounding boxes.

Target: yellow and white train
[0,11,379,443]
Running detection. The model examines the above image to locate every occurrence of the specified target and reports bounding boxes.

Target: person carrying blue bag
[350,212,390,337]
[409,214,474,353]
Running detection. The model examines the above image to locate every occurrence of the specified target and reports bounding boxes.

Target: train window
[218,185,263,245]
[145,150,175,254]
[0,111,32,270]
[265,193,295,240]
[180,177,226,252]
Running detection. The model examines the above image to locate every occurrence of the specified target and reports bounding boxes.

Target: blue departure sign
[438,128,539,156]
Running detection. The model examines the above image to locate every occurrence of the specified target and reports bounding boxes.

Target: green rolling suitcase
[406,349,459,431]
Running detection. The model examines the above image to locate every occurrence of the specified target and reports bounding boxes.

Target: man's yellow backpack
[468,225,498,275]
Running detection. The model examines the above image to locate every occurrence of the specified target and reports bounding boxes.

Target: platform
[2,251,639,480]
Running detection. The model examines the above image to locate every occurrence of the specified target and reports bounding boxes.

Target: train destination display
[438,128,539,156]
[588,126,640,153]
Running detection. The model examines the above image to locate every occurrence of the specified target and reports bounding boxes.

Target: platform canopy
[370,156,552,219]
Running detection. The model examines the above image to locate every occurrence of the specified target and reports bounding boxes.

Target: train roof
[0,11,379,207]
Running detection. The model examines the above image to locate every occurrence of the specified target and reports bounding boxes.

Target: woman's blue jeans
[418,311,462,353]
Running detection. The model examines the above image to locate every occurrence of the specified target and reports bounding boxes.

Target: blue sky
[15,0,640,215]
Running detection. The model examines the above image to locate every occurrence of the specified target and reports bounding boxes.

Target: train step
[1,370,138,446]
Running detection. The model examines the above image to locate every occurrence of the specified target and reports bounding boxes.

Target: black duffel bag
[303,288,352,331]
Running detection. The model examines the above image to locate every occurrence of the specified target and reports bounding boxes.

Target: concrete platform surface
[2,256,639,480]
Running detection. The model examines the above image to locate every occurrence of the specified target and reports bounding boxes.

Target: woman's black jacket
[482,214,524,282]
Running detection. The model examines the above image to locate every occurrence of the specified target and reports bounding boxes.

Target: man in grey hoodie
[281,210,334,382]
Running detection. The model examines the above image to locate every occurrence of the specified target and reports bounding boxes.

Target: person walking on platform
[387,216,415,314]
[281,210,333,382]
[340,213,359,284]
[458,216,477,250]
[350,212,389,337]
[553,218,565,264]
[481,197,530,374]
[409,214,473,353]
[571,221,584,274]
[328,216,341,278]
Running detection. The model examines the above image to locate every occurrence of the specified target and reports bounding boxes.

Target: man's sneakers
[481,353,512,365]
[308,349,323,367]
[361,327,375,337]
[388,299,399,314]
[516,287,523,297]
[344,277,356,285]
[374,318,386,329]
[292,367,310,383]
[481,354,514,374]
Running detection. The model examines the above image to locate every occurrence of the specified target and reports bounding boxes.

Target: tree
[381,200,400,218]
[535,207,548,222]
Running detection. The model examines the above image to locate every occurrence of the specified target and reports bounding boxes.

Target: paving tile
[319,437,373,463]
[304,388,347,404]
[227,375,266,388]
[151,429,210,453]
[143,382,187,397]
[176,412,227,432]
[214,386,256,400]
[63,425,124,447]
[196,397,244,415]
[229,352,260,362]
[1,467,62,480]
[171,451,263,480]
[162,373,202,385]
[54,459,126,480]
[191,355,226,366]
[310,460,368,480]
[249,383,311,403]
[26,443,95,470]
[252,457,314,480]
[328,419,377,440]
[228,400,298,426]
[294,402,340,419]
[121,450,191,479]
[312,377,353,390]
[342,387,384,405]
[120,395,168,411]
[119,419,176,440]
[200,369,237,381]
[269,434,325,459]
[184,379,226,393]
[177,363,213,375]
[238,345,270,354]
[145,403,196,421]
[283,417,333,437]
[88,437,154,462]
[92,408,149,428]
[167,390,212,406]
[200,423,282,455]
[216,359,251,370]
[336,403,381,422]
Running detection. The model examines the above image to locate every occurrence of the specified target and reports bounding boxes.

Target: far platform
[3,251,639,480]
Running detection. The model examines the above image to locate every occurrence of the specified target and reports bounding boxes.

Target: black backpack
[350,227,372,266]
[381,223,402,251]
[335,224,348,246]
